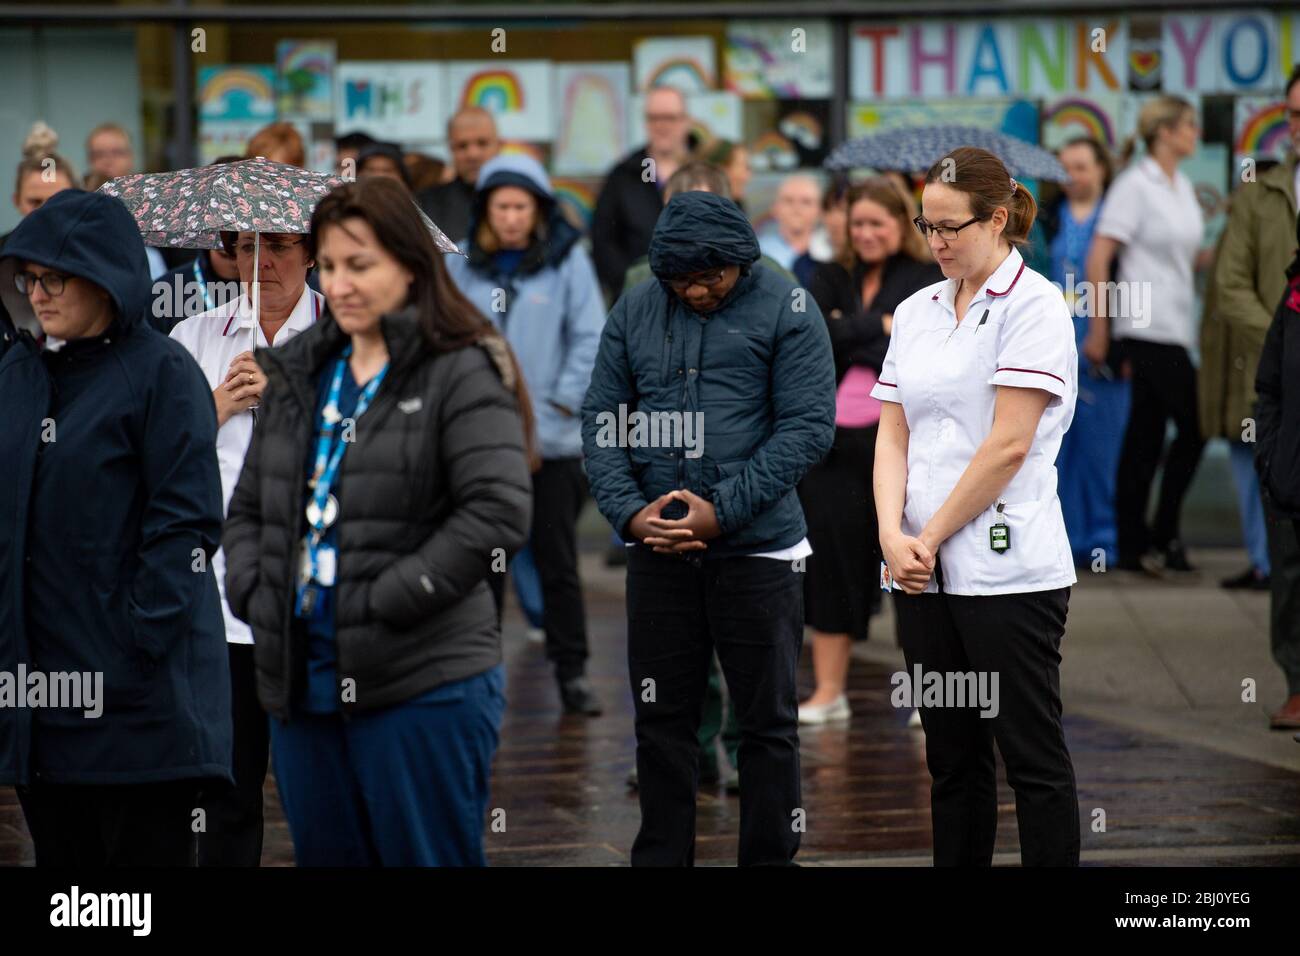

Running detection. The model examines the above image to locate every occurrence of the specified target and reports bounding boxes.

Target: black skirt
[797,424,880,641]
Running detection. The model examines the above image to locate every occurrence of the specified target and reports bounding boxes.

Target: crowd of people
[2,65,1300,868]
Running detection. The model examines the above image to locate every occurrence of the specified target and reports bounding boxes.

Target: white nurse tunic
[871,247,1078,596]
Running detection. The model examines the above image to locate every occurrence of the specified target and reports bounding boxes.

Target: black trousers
[533,457,590,681]
[17,779,201,867]
[1115,340,1206,561]
[893,583,1079,867]
[196,642,269,866]
[626,547,803,866]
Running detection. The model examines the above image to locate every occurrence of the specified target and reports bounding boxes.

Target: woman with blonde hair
[1088,95,1206,574]
[798,176,942,723]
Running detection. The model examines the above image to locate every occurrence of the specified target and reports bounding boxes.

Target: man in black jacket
[416,107,500,245]
[590,86,695,303]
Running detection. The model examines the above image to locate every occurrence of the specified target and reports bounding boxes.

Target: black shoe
[559,676,603,716]
[1221,567,1270,590]
[1162,540,1195,572]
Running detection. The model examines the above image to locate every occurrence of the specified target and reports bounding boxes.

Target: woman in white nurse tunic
[872,147,1080,867]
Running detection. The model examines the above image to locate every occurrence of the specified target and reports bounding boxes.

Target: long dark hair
[308,177,538,467]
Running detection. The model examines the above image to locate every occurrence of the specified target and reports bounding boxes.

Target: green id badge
[990,501,1010,554]
[990,524,1010,553]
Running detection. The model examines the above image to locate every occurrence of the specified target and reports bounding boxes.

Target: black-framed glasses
[912,215,985,241]
[15,271,68,296]
[667,269,726,292]
[236,238,305,258]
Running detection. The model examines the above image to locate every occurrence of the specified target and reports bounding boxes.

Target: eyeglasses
[236,238,305,258]
[912,215,985,241]
[15,271,68,296]
[645,113,686,124]
[667,269,726,292]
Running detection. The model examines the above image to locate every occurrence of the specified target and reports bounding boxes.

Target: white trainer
[798,694,851,725]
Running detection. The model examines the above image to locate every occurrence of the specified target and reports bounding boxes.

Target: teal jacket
[581,192,836,556]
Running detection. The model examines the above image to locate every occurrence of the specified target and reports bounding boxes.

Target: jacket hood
[649,192,760,280]
[0,189,151,333]
[466,153,580,277]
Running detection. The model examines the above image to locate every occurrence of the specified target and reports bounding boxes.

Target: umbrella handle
[251,233,259,353]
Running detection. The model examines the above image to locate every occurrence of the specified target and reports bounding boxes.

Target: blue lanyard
[306,344,389,540]
[193,257,213,313]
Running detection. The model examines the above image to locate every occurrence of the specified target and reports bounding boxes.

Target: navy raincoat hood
[648,191,761,280]
[0,189,151,336]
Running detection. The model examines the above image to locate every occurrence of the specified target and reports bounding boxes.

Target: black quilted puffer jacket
[223,306,532,719]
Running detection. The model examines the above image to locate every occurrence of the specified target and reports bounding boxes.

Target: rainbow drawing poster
[553,63,630,176]
[447,61,553,142]
[634,37,716,94]
[276,39,335,120]
[335,61,446,142]
[1234,96,1291,167]
[550,177,601,231]
[724,19,832,99]
[198,66,276,122]
[1041,94,1123,150]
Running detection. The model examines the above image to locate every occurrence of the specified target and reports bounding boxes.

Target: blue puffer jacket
[0,190,231,786]
[581,191,836,557]
[445,154,605,460]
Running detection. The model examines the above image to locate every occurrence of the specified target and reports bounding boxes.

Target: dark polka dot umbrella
[824,126,1068,183]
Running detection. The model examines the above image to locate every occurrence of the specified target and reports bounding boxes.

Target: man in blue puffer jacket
[581,190,836,866]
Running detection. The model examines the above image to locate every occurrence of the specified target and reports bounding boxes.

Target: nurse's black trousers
[893,579,1079,866]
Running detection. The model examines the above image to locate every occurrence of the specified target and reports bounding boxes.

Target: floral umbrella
[100,157,462,339]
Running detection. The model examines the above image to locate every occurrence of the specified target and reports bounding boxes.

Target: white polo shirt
[1094,156,1204,350]
[871,248,1078,596]
[170,285,323,643]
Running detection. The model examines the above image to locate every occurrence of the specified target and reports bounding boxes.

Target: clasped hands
[881,529,938,595]
[627,490,722,555]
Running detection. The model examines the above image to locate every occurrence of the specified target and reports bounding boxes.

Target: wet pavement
[3,546,1299,867]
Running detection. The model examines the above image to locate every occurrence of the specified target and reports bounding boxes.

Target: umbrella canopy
[98,157,462,254]
[824,126,1068,183]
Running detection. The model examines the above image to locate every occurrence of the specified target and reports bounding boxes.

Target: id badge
[989,523,1011,554]
[880,561,894,592]
[295,582,321,619]
[316,545,337,587]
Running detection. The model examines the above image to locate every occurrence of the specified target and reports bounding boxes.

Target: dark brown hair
[924,146,1037,248]
[1057,136,1114,189]
[309,177,537,466]
[839,175,931,270]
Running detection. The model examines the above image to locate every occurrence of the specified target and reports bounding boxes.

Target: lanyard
[193,257,214,313]
[306,343,388,542]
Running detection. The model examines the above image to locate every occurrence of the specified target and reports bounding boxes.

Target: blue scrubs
[1050,202,1132,566]
[270,355,507,866]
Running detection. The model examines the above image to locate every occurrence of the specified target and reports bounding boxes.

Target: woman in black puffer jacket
[223,177,533,866]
